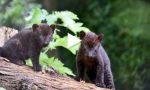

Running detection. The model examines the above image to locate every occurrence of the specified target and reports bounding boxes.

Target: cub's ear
[32,24,39,32]
[98,33,104,42]
[80,31,86,40]
[50,24,55,32]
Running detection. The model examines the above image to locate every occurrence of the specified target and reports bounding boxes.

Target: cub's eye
[86,42,92,48]
[94,49,97,53]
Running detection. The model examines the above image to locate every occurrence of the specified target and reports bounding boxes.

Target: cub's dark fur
[76,31,115,89]
[0,23,55,71]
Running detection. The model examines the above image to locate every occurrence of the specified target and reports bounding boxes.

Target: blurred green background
[0,0,150,90]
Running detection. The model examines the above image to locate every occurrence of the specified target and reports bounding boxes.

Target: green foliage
[25,8,89,76]
[0,0,40,29]
[109,1,150,90]
[25,8,90,33]
[26,53,75,76]
[25,8,90,54]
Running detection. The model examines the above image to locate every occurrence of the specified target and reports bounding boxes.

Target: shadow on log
[0,57,111,90]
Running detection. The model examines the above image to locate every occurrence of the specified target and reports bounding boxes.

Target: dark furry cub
[0,23,55,71]
[76,31,115,89]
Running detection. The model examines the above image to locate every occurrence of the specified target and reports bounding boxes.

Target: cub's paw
[106,84,115,89]
[75,76,84,81]
[33,65,41,72]
[95,83,106,88]
[75,76,81,81]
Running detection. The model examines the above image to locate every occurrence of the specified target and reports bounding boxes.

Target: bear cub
[76,31,115,89]
[0,23,55,71]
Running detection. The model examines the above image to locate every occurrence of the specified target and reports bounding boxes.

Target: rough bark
[0,57,111,90]
[0,26,18,47]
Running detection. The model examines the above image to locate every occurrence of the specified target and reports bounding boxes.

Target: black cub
[0,23,55,71]
[76,31,115,89]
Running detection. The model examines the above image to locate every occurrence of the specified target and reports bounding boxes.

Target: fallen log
[0,57,110,90]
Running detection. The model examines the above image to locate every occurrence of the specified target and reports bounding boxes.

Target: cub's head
[79,31,103,57]
[32,23,55,47]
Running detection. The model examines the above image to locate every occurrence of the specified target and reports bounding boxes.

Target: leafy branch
[25,8,90,76]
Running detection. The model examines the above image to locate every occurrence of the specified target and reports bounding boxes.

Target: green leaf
[25,8,47,27]
[67,42,80,54]
[55,36,67,48]
[63,67,75,76]
[50,58,75,76]
[25,59,33,67]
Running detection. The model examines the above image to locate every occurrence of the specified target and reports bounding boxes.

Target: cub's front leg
[30,51,41,71]
[76,59,85,81]
[94,61,105,88]
[104,65,115,89]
